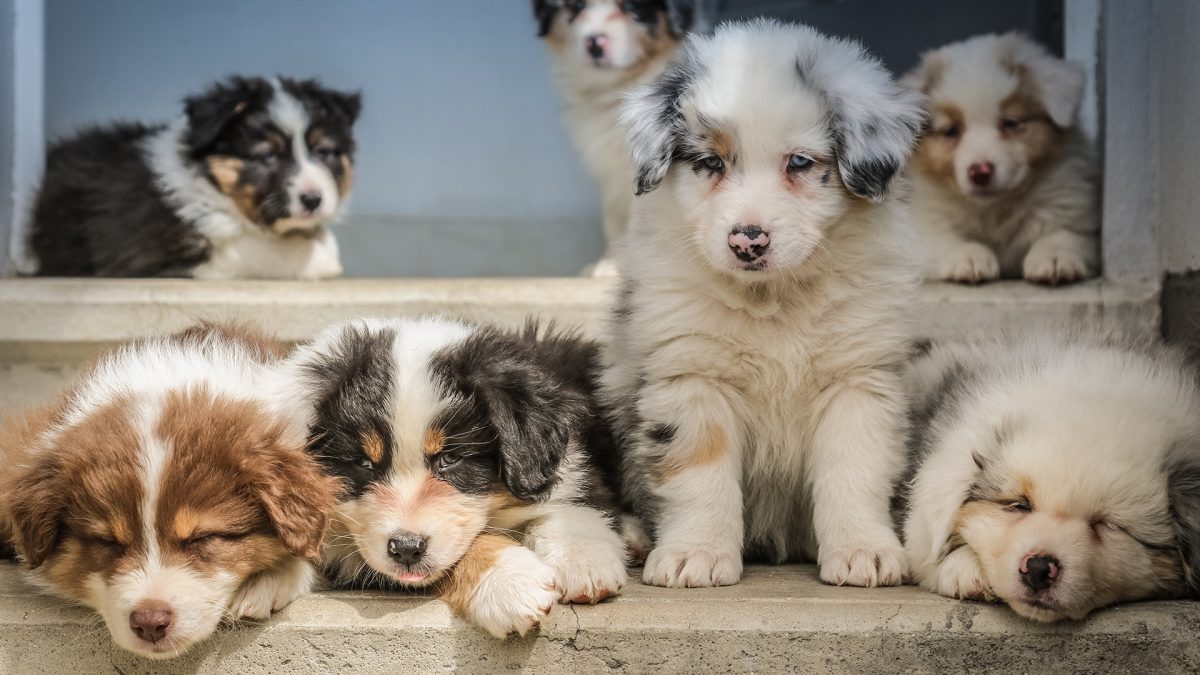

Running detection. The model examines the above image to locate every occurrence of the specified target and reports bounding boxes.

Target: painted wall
[45,0,601,277]
[0,3,13,275]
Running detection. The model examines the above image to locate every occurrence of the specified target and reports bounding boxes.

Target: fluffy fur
[0,323,337,658]
[534,0,694,276]
[276,317,627,638]
[903,331,1200,621]
[603,20,924,589]
[903,33,1098,285]
[26,76,360,279]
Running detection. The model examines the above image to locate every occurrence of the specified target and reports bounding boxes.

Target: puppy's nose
[1019,554,1060,592]
[728,224,770,263]
[967,162,995,187]
[586,34,608,60]
[129,604,173,644]
[387,531,428,566]
[299,191,323,213]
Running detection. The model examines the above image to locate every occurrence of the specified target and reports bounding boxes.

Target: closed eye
[183,531,250,548]
[1002,497,1032,513]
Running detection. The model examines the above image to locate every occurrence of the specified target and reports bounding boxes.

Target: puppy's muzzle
[728,225,770,264]
[129,602,173,645]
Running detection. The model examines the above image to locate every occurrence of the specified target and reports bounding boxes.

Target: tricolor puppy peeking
[0,323,338,659]
[279,317,628,638]
[25,75,360,279]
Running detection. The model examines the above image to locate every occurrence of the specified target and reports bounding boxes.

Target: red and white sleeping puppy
[0,323,337,659]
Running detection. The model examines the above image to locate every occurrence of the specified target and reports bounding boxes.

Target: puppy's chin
[270,216,329,237]
[1005,596,1085,623]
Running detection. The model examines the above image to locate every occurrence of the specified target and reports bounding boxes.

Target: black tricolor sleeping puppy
[273,317,628,637]
[25,75,360,279]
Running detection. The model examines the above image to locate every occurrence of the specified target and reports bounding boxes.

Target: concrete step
[0,277,1162,413]
[1,564,1195,674]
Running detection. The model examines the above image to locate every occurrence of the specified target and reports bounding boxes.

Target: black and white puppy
[26,76,360,279]
[604,20,924,588]
[533,0,694,276]
[276,317,628,638]
[904,331,1200,621]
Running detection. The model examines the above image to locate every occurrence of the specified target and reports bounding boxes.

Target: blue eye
[787,154,814,172]
[694,155,725,175]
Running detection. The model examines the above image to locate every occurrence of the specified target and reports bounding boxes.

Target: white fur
[606,21,920,589]
[904,331,1200,621]
[519,504,628,602]
[143,119,343,280]
[465,545,558,639]
[541,0,680,275]
[904,33,1098,284]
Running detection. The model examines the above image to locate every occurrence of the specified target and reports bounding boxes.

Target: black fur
[28,75,360,277]
[1166,443,1200,597]
[629,44,699,195]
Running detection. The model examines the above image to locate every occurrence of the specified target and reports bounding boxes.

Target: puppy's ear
[665,0,696,36]
[1167,443,1200,596]
[797,37,925,202]
[1006,34,1085,128]
[899,52,946,97]
[621,44,698,195]
[6,453,65,569]
[247,434,339,560]
[326,90,363,126]
[183,76,272,152]
[532,0,559,37]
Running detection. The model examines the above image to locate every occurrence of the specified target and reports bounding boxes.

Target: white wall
[1157,0,1200,276]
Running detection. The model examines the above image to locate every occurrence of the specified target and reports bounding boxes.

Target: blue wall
[45,0,603,277]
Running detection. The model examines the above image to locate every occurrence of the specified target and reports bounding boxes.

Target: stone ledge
[0,565,1195,674]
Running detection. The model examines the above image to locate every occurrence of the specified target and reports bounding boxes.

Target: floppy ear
[6,454,65,568]
[183,76,272,152]
[1167,445,1200,596]
[326,90,363,126]
[532,0,559,37]
[899,51,946,97]
[247,435,339,560]
[797,38,925,202]
[1011,36,1085,128]
[621,44,698,195]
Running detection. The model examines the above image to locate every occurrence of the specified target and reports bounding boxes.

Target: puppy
[903,33,1098,285]
[278,317,628,638]
[0,323,337,658]
[604,20,924,588]
[903,331,1200,621]
[533,0,694,276]
[26,76,360,279]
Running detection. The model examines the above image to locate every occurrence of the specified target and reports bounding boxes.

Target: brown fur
[658,422,726,479]
[422,427,446,457]
[437,532,551,619]
[362,431,385,465]
[205,156,262,224]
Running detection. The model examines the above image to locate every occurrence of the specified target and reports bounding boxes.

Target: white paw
[819,540,907,588]
[933,548,991,600]
[466,546,558,638]
[1023,246,1089,286]
[229,561,315,621]
[939,242,1000,284]
[642,545,742,588]
[581,257,620,278]
[548,540,627,605]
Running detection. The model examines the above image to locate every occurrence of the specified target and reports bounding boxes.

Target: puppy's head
[952,405,1195,622]
[292,318,582,588]
[534,0,691,70]
[622,20,923,279]
[183,75,361,235]
[5,382,334,658]
[903,33,1084,199]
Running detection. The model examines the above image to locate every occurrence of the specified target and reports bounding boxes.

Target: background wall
[42,0,1060,277]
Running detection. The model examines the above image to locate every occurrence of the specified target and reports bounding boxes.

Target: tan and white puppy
[604,20,924,588]
[903,33,1098,285]
[533,0,694,276]
[0,323,337,658]
[904,332,1200,621]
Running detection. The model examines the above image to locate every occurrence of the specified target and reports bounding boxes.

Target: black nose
[387,532,428,566]
[586,35,606,59]
[299,191,323,212]
[1020,555,1060,593]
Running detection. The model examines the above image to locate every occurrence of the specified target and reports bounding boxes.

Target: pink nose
[728,225,770,263]
[129,604,173,644]
[967,162,995,187]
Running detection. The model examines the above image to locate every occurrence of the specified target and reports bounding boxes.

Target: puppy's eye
[434,452,463,472]
[1004,497,1032,513]
[1000,118,1025,133]
[355,456,375,471]
[787,154,814,172]
[183,532,248,549]
[694,155,725,175]
[1091,517,1120,536]
[941,124,961,139]
[314,144,340,159]
[85,535,126,551]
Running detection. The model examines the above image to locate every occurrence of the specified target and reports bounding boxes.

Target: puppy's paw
[466,546,558,638]
[819,541,907,588]
[939,242,1000,284]
[551,543,627,605]
[933,548,992,601]
[229,561,314,621]
[642,545,742,588]
[1023,246,1090,286]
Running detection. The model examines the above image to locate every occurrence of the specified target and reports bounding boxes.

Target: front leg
[439,533,558,639]
[637,376,745,588]
[228,556,316,621]
[1023,228,1098,285]
[522,505,628,604]
[809,373,908,587]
